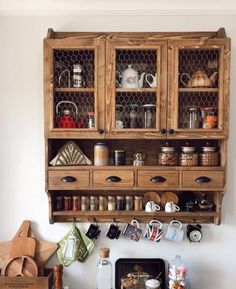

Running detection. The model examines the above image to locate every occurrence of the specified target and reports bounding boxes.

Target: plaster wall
[0,13,235,289]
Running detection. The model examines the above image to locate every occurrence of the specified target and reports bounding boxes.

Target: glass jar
[73,64,83,88]
[158,143,178,166]
[108,196,116,211]
[199,144,219,166]
[179,145,198,166]
[94,143,109,166]
[72,196,80,211]
[125,196,133,211]
[81,196,90,211]
[114,150,126,166]
[88,112,95,128]
[116,196,125,210]
[129,104,139,128]
[116,104,124,128]
[143,104,156,128]
[168,255,188,289]
[55,196,63,211]
[99,196,108,211]
[134,196,143,211]
[189,106,199,128]
[201,107,218,129]
[64,196,72,210]
[133,152,145,166]
[90,196,99,211]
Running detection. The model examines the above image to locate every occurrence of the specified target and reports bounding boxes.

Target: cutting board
[10,221,36,259]
[0,230,58,270]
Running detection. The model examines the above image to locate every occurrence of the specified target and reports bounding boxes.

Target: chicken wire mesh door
[106,42,167,136]
[52,48,97,130]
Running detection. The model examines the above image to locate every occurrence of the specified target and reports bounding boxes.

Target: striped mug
[143,220,163,242]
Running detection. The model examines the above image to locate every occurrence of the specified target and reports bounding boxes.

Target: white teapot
[145,73,157,88]
[116,65,145,88]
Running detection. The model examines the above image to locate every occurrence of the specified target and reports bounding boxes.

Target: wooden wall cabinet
[44,28,230,225]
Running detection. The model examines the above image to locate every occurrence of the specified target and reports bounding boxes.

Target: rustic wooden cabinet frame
[44,28,230,225]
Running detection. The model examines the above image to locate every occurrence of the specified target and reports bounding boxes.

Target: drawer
[182,170,224,189]
[93,170,134,188]
[48,170,90,189]
[138,170,179,188]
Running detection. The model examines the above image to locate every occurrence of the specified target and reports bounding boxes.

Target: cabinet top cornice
[46,27,229,40]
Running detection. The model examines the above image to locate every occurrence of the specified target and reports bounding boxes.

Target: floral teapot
[180,70,218,88]
[145,73,157,88]
[116,65,146,88]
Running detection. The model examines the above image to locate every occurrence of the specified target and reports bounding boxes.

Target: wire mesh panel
[178,48,219,130]
[116,92,156,129]
[54,92,95,128]
[54,49,95,88]
[178,91,218,129]
[179,49,219,88]
[116,49,157,88]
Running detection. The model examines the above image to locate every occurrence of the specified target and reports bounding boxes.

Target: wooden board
[143,192,161,205]
[160,192,179,208]
[2,256,38,277]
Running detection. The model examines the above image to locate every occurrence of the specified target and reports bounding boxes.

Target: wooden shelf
[54,88,94,92]
[178,88,218,92]
[52,210,218,224]
[116,88,157,93]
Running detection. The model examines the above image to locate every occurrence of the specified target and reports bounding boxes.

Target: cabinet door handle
[150,176,167,183]
[99,128,104,134]
[160,128,166,134]
[168,129,175,134]
[106,176,122,183]
[61,176,77,183]
[195,176,212,183]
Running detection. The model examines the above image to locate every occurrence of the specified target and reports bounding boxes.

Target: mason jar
[179,146,198,166]
[158,144,178,166]
[199,145,219,166]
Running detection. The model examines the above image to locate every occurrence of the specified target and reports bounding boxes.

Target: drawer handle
[106,176,122,183]
[150,176,166,183]
[61,176,77,183]
[195,176,212,183]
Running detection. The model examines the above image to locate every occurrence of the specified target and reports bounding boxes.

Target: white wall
[0,13,236,289]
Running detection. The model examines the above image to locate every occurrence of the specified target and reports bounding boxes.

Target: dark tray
[115,258,165,289]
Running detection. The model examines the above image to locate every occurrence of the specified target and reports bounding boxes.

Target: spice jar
[90,196,99,211]
[72,196,80,211]
[201,107,218,129]
[179,144,198,166]
[134,196,143,211]
[94,143,109,166]
[199,143,219,166]
[99,196,108,211]
[108,196,116,211]
[81,196,90,211]
[158,143,178,166]
[117,196,125,210]
[64,196,72,210]
[125,196,133,211]
[55,196,63,211]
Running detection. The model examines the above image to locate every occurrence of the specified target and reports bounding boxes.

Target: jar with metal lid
[108,196,116,211]
[189,106,199,128]
[179,144,198,166]
[199,144,219,166]
[201,107,218,129]
[125,196,133,211]
[94,143,109,166]
[158,143,178,166]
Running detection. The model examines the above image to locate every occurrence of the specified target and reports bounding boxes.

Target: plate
[160,192,178,208]
[143,192,161,206]
[115,258,165,289]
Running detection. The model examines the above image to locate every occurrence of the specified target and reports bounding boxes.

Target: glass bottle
[73,64,83,88]
[88,112,95,128]
[143,104,155,128]
[168,255,188,289]
[96,248,112,289]
[116,104,124,128]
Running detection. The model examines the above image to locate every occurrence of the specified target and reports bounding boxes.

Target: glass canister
[143,104,156,128]
[179,144,198,166]
[168,255,188,289]
[88,112,95,128]
[108,196,116,211]
[158,143,178,166]
[94,143,109,166]
[116,104,124,128]
[199,144,219,166]
[129,104,139,128]
[125,196,133,211]
[201,107,218,129]
[189,106,199,128]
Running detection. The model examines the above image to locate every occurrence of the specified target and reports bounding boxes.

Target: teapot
[145,73,157,88]
[116,65,145,88]
[180,70,218,88]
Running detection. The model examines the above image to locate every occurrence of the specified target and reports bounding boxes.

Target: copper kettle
[180,70,218,88]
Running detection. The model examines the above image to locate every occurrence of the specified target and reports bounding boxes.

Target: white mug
[165,220,184,242]
[165,201,180,213]
[145,201,161,212]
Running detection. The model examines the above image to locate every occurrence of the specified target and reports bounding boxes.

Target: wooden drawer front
[138,171,179,188]
[182,170,224,189]
[48,170,90,189]
[93,170,134,187]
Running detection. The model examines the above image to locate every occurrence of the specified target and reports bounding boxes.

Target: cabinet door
[44,38,105,138]
[106,38,167,138]
[168,38,230,139]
